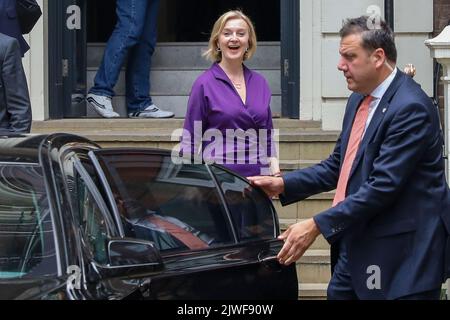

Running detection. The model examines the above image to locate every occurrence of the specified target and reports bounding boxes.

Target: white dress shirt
[363,67,397,135]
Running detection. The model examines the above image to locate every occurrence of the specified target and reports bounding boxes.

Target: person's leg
[327,241,359,300]
[125,0,158,112]
[126,0,174,118]
[89,0,148,99]
[327,258,359,300]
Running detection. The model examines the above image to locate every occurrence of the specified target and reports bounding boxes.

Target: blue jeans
[89,0,159,113]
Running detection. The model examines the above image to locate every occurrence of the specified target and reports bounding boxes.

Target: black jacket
[0,32,31,133]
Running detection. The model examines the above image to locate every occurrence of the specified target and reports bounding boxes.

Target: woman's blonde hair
[203,10,257,62]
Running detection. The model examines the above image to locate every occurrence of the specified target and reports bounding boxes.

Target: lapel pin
[382,108,387,113]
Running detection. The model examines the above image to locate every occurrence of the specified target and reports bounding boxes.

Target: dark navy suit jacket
[0,0,29,56]
[281,70,450,299]
[0,32,31,133]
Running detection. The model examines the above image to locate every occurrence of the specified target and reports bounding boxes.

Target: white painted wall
[300,0,434,131]
[22,0,47,121]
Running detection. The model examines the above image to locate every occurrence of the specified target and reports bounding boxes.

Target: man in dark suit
[0,0,29,57]
[248,16,450,300]
[0,32,32,133]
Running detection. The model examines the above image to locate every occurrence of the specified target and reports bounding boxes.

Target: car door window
[91,151,235,254]
[210,165,276,242]
[70,160,114,265]
[0,164,57,279]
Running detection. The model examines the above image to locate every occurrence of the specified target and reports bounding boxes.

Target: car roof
[0,133,177,166]
[0,134,48,164]
[0,133,101,164]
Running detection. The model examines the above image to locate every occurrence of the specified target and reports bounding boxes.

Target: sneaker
[128,104,174,118]
[71,93,85,105]
[87,93,120,118]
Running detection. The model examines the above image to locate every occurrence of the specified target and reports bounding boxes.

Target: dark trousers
[327,243,358,300]
[396,289,442,300]
[327,241,442,300]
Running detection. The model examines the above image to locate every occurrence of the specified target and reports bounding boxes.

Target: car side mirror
[96,238,164,278]
[108,238,162,267]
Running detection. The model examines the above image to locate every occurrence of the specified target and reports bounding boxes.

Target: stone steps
[297,250,331,285]
[31,120,338,162]
[274,193,334,220]
[87,42,281,70]
[86,42,283,117]
[279,219,330,251]
[85,69,282,118]
[86,68,282,95]
[31,119,322,130]
[298,283,328,300]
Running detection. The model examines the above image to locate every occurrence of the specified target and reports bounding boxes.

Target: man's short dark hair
[339,15,397,63]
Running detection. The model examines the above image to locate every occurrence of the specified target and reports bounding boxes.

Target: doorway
[86,0,280,43]
[48,1,299,119]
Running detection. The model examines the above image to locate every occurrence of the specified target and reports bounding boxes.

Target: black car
[0,133,298,300]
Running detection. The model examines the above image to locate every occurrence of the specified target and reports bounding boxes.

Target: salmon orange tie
[333,95,373,206]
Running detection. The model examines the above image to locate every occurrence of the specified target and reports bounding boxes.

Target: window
[92,151,235,254]
[210,166,276,241]
[74,173,110,264]
[0,164,57,279]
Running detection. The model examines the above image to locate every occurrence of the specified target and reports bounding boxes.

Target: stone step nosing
[298,283,328,298]
[30,132,338,143]
[299,255,331,264]
[86,66,282,72]
[298,283,329,290]
[86,70,283,96]
[102,93,282,98]
[31,119,322,129]
[87,41,282,47]
[303,249,330,257]
[30,127,337,138]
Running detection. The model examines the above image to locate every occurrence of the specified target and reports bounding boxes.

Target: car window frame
[88,150,126,237]
[70,156,117,264]
[87,148,243,256]
[209,164,280,242]
[72,157,116,232]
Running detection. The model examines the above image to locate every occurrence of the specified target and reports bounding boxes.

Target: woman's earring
[216,47,221,52]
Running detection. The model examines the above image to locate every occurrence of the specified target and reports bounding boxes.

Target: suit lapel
[348,70,406,180]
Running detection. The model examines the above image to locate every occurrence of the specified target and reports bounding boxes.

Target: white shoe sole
[87,97,120,118]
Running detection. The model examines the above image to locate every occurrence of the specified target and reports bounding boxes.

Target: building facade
[24,0,435,131]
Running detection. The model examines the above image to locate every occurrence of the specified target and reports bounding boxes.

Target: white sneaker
[71,93,85,105]
[128,104,174,118]
[87,93,120,118]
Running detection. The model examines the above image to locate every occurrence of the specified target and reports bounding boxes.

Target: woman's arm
[180,80,208,161]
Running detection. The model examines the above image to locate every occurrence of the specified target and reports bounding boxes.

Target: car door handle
[258,251,283,273]
[257,251,278,263]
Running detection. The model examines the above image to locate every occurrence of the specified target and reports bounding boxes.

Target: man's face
[337,33,378,95]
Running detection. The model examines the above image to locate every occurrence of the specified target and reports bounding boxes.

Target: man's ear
[372,48,386,69]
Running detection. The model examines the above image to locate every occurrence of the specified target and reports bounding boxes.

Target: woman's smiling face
[218,18,250,63]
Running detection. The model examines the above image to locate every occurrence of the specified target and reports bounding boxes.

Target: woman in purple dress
[180,10,279,178]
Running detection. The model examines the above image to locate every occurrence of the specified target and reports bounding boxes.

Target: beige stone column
[23,0,47,121]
